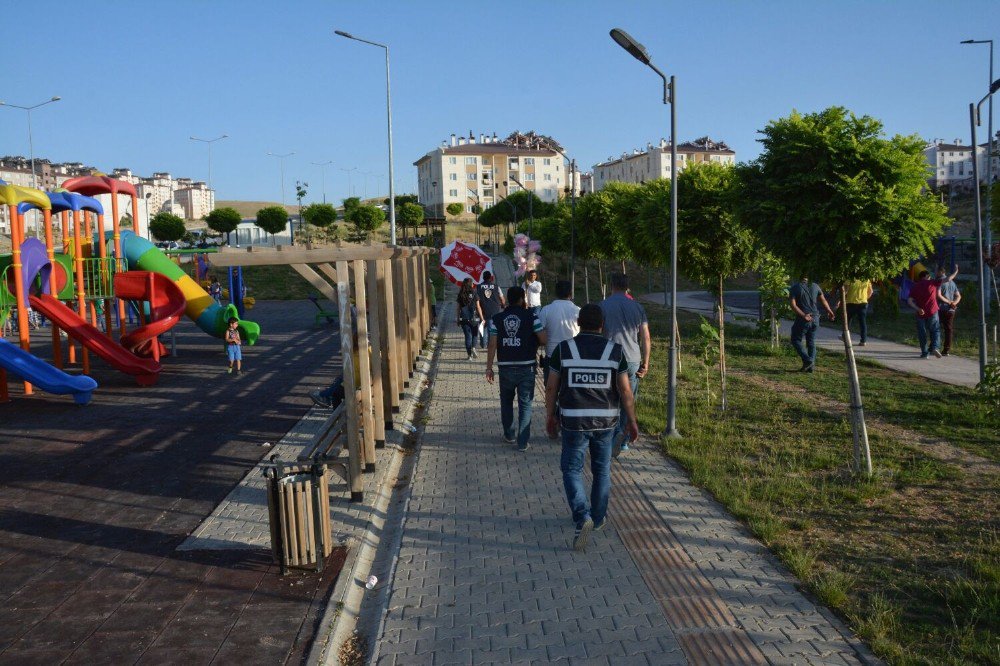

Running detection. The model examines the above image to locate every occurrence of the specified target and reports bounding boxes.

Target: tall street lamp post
[610,27,680,438]
[189,134,228,192]
[553,148,578,295]
[335,29,397,246]
[962,38,995,316]
[312,160,333,203]
[340,166,358,198]
[969,78,1000,383]
[267,151,295,206]
[1,95,61,237]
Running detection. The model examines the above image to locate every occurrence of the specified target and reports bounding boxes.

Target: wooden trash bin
[263,458,333,575]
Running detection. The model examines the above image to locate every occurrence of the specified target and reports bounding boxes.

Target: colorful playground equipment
[0,174,261,403]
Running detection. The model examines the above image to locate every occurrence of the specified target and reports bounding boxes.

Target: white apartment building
[592,136,736,191]
[923,137,998,191]
[414,131,567,218]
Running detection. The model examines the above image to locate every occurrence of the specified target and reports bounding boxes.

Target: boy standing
[225,317,243,374]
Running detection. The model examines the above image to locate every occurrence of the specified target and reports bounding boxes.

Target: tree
[398,201,425,231]
[347,204,385,242]
[342,197,361,215]
[205,206,242,244]
[119,214,133,229]
[149,212,185,242]
[738,107,951,475]
[255,206,288,245]
[301,203,337,228]
[673,162,756,410]
[445,202,464,218]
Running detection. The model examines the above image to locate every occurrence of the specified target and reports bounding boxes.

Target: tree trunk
[674,318,683,374]
[770,305,779,349]
[840,286,872,476]
[718,276,727,411]
[598,260,605,299]
[584,262,591,302]
[621,259,626,274]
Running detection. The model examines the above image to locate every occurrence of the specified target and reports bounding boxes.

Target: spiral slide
[119,231,259,345]
[114,271,186,358]
[0,338,97,404]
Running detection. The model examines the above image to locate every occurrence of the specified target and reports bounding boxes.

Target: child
[225,317,243,374]
[208,275,222,305]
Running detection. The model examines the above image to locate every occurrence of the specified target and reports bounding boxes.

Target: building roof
[931,144,974,152]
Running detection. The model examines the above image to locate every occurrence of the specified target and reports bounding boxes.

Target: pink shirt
[909,279,945,319]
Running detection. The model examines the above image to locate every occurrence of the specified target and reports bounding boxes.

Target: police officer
[476,271,506,350]
[485,286,546,452]
[545,303,638,551]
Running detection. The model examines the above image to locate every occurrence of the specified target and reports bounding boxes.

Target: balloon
[514,247,526,259]
[514,233,529,247]
[528,240,541,253]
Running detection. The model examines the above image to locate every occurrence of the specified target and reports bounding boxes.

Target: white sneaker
[471,348,479,358]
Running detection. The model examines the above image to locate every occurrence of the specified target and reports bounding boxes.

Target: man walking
[485,286,546,452]
[936,267,962,356]
[842,279,873,346]
[476,271,506,350]
[789,274,836,372]
[599,273,649,456]
[545,304,639,551]
[538,280,579,382]
[906,265,959,358]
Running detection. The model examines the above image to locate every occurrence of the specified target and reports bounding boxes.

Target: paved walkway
[643,291,980,389]
[368,275,874,664]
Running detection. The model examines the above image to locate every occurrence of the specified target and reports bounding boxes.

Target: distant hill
[216,200,298,219]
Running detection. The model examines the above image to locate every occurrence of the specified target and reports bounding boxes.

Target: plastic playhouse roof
[16,190,104,216]
[61,174,138,198]
[0,183,51,210]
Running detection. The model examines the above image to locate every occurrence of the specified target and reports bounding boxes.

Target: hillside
[215,200,298,218]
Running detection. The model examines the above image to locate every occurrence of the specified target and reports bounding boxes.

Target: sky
[2,0,999,204]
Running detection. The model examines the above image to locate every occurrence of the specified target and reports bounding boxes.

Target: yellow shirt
[845,280,872,305]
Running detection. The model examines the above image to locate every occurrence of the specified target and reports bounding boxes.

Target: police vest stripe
[497,359,536,365]
[560,359,621,369]
[560,408,620,417]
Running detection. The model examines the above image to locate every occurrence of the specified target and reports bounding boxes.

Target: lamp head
[992,78,1000,94]
[221,134,229,139]
[610,28,652,65]
[51,96,61,102]
[334,30,354,39]
[961,39,976,44]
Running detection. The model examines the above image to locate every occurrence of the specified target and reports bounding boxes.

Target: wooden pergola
[212,242,435,502]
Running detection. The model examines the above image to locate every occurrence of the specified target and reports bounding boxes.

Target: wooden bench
[298,404,349,480]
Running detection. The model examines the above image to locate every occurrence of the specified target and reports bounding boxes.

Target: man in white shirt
[523,270,542,315]
[538,280,580,381]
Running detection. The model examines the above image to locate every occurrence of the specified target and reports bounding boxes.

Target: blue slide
[0,338,98,405]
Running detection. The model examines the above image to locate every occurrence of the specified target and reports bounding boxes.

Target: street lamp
[552,148,579,294]
[312,160,333,203]
[610,27,680,438]
[335,29,397,246]
[189,134,228,192]
[267,151,295,207]
[507,173,533,237]
[1,95,61,238]
[969,77,1000,383]
[963,39,995,316]
[340,166,358,198]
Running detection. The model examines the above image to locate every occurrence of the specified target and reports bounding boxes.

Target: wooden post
[393,257,411,384]
[406,255,420,371]
[366,259,388,444]
[293,263,338,303]
[380,259,402,415]
[336,260,363,502]
[352,260,376,472]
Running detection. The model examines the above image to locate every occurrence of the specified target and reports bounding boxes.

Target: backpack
[459,301,481,326]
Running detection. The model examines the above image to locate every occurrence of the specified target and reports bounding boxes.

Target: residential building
[414,131,567,219]
[591,136,736,191]
[923,139,988,191]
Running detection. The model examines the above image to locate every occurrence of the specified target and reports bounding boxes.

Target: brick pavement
[369,262,875,665]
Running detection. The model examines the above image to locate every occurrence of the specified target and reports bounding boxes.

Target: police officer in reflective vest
[545,303,638,551]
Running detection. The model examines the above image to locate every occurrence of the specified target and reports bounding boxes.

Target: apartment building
[923,137,998,191]
[592,136,736,191]
[414,131,567,219]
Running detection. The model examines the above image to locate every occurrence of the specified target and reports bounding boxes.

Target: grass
[634,302,999,665]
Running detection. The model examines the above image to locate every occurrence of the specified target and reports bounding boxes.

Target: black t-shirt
[477,282,504,319]
[489,307,542,366]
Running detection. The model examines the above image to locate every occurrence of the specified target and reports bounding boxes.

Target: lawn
[634,302,998,665]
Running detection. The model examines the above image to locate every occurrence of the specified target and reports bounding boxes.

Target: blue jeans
[916,313,941,355]
[560,428,614,528]
[613,362,640,441]
[790,318,819,365]
[460,323,477,353]
[846,303,868,343]
[499,365,535,448]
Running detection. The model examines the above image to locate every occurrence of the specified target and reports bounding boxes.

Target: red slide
[114,271,186,359]
[29,294,161,386]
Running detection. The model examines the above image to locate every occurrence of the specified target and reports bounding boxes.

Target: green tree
[673,162,756,410]
[737,106,951,474]
[205,206,242,243]
[255,206,289,245]
[149,212,185,242]
[342,197,361,216]
[445,202,464,217]
[398,201,425,231]
[347,204,385,242]
[119,214,133,229]
[301,203,337,228]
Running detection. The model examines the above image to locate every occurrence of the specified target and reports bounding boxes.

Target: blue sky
[2,1,999,203]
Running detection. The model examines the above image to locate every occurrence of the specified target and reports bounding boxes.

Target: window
[543,174,552,181]
[448,157,457,165]
[543,158,551,165]
[467,172,477,180]
[483,188,494,197]
[525,173,535,181]
[508,159,519,170]
[449,173,458,181]
[467,187,478,198]
[465,157,477,165]
[481,171,492,182]
[449,189,458,197]
[524,158,535,166]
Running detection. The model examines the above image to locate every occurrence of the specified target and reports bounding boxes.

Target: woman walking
[457,278,484,360]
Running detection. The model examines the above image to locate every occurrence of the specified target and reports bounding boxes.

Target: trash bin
[263,458,333,574]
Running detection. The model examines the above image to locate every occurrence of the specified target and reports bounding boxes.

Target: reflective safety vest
[557,335,624,431]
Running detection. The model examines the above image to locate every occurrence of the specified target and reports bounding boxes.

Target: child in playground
[225,317,243,374]
[208,275,222,305]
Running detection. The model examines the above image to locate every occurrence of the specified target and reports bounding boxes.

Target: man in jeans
[545,304,638,551]
[476,271,506,350]
[599,273,649,456]
[538,280,580,382]
[936,267,962,356]
[485,286,546,452]
[789,274,836,372]
[907,265,959,358]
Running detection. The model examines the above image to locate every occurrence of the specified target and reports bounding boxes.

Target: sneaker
[517,443,529,452]
[932,349,942,358]
[227,367,233,374]
[612,431,627,458]
[620,442,631,453]
[594,518,607,532]
[471,348,478,359]
[310,391,334,408]
[858,341,867,347]
[502,434,515,444]
[574,518,594,552]
[941,352,950,357]
[920,353,929,359]
[467,353,473,360]
[805,365,815,373]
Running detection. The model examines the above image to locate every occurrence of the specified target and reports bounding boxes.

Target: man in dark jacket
[476,271,506,350]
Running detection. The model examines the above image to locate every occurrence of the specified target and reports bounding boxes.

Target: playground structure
[211,242,435,503]
[0,176,260,403]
